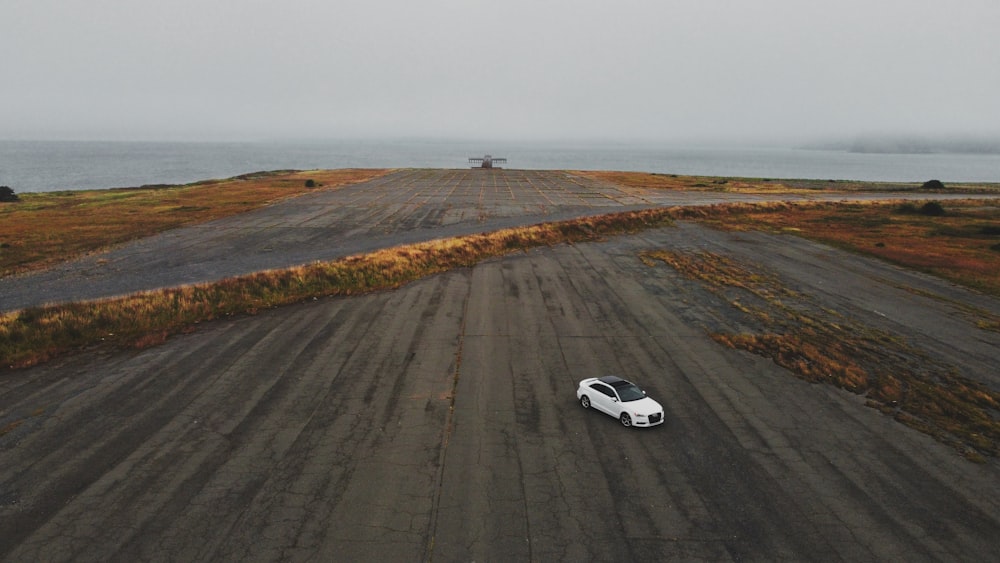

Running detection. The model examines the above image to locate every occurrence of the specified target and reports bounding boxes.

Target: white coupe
[576,375,664,428]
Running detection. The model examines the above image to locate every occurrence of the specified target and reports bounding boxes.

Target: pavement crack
[425,272,471,562]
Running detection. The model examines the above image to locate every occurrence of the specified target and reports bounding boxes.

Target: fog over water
[2,139,999,193]
[3,1,999,145]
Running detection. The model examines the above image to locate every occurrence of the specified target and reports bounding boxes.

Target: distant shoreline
[3,139,1000,192]
[801,135,1000,155]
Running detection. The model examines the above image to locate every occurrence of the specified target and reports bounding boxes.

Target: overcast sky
[3,0,998,143]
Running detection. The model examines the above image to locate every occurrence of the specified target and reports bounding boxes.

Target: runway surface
[2,169,991,313]
[1,170,998,561]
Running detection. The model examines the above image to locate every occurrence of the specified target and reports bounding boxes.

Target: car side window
[590,383,614,398]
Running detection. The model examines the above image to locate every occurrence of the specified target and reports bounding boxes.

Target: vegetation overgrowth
[0,169,388,275]
[640,249,1000,462]
[577,170,1000,194]
[0,208,676,370]
[681,199,1000,298]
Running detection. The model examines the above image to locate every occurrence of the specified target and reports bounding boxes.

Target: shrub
[0,186,19,202]
[304,179,316,188]
[920,201,946,216]
[922,179,946,190]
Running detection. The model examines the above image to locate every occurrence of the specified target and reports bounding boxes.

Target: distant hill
[802,136,1000,155]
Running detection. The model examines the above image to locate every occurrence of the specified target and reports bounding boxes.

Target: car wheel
[580,395,591,409]
[620,413,632,427]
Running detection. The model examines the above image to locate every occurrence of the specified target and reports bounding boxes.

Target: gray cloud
[3,0,999,143]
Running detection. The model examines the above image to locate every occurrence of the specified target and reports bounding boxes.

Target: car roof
[597,375,631,387]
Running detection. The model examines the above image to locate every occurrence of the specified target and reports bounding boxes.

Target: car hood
[624,397,663,416]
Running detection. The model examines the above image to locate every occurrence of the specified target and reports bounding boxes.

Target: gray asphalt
[2,168,992,313]
[1,170,998,561]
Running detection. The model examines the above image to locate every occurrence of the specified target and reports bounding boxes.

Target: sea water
[1,139,999,193]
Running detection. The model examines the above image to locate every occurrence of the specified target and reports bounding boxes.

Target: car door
[588,382,619,416]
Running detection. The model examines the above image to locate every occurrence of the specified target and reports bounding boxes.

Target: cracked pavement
[1,170,999,561]
[2,168,991,313]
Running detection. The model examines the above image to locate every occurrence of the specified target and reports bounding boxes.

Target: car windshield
[616,383,645,402]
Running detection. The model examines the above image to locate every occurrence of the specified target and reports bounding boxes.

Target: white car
[576,375,664,428]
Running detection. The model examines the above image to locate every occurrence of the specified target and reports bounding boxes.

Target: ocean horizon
[2,138,999,193]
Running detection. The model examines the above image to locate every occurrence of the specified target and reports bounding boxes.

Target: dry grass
[579,170,814,193]
[579,170,1000,194]
[641,249,1000,461]
[0,207,675,371]
[692,199,1000,297]
[0,169,389,275]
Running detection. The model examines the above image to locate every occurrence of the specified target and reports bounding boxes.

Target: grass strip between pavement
[0,207,675,371]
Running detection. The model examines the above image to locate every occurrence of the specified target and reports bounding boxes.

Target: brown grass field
[678,199,1000,298]
[0,169,388,276]
[578,170,1000,194]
